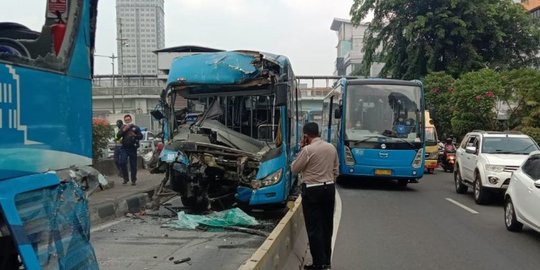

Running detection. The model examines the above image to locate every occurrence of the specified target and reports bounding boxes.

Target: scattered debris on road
[163,207,259,230]
[173,257,191,265]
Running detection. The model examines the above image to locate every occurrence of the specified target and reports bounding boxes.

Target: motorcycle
[441,150,456,172]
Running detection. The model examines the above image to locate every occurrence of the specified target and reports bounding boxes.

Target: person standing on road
[113,119,124,178]
[292,122,339,270]
[117,114,143,185]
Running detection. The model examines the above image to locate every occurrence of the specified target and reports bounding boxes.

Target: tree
[424,72,455,139]
[92,118,112,163]
[350,0,540,80]
[500,69,540,142]
[450,69,502,138]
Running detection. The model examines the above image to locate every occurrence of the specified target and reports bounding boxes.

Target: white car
[138,130,157,155]
[504,151,540,233]
[454,131,539,204]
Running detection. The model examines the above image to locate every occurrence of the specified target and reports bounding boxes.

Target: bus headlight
[345,146,355,166]
[411,149,424,169]
[252,169,283,189]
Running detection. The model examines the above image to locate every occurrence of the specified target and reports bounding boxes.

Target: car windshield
[345,84,424,144]
[482,137,539,154]
[425,127,437,146]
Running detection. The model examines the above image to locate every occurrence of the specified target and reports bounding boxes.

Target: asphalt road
[332,169,540,270]
[90,197,281,270]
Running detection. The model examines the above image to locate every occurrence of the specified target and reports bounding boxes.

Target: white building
[330,18,384,77]
[116,0,165,75]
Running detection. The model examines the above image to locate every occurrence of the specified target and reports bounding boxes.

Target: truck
[424,111,439,174]
[0,1,99,268]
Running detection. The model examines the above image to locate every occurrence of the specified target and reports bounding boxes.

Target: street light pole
[111,54,116,114]
[117,18,128,114]
[95,53,118,114]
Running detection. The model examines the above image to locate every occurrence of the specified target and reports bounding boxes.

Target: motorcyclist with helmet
[441,137,457,171]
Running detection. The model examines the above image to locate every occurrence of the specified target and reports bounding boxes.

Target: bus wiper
[352,135,387,143]
[390,137,416,147]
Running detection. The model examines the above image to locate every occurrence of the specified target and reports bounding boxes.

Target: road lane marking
[90,219,125,233]
[332,189,342,259]
[445,198,479,214]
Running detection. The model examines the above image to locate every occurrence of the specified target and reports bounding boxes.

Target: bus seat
[18,25,54,59]
[0,22,40,40]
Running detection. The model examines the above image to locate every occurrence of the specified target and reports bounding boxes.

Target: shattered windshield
[180,94,282,150]
[345,84,423,144]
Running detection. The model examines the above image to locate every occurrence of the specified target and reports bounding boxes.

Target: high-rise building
[330,18,384,77]
[116,0,165,75]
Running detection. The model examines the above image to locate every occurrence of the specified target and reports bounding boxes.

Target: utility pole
[117,18,129,114]
[95,53,117,114]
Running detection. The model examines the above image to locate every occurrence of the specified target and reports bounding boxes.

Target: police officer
[292,122,339,270]
[117,114,143,185]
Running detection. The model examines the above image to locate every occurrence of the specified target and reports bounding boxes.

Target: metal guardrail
[92,87,161,96]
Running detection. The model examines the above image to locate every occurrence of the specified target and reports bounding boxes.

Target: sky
[1,0,354,76]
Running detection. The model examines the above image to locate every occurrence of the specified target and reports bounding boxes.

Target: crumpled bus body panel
[0,173,98,270]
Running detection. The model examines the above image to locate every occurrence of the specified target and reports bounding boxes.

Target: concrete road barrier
[239,196,308,270]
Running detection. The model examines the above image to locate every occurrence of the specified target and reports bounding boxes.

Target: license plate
[375,169,392,176]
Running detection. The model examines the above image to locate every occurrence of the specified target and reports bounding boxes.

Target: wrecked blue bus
[0,0,99,269]
[322,79,425,186]
[156,51,301,210]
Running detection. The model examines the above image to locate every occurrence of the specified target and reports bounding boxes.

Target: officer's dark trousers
[302,183,335,266]
[119,147,138,183]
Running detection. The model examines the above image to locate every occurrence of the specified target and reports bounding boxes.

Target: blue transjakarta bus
[322,79,426,186]
[156,50,301,210]
[0,1,99,269]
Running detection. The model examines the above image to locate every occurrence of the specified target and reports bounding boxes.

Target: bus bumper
[236,182,288,206]
[340,165,424,180]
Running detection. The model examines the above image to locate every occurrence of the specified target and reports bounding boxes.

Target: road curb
[239,196,308,270]
[89,187,156,226]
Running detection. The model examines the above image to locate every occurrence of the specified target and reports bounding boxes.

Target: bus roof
[345,78,423,87]
[166,51,293,98]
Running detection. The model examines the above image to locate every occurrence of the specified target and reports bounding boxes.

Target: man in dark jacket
[117,114,143,185]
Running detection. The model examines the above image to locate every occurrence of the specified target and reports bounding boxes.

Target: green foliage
[350,0,540,80]
[92,118,112,163]
[450,69,502,138]
[500,69,540,143]
[424,69,540,143]
[424,72,455,139]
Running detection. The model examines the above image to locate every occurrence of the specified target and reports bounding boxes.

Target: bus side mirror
[334,106,342,119]
[275,84,288,106]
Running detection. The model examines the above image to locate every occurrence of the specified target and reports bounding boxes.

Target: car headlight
[485,165,504,173]
[251,169,283,189]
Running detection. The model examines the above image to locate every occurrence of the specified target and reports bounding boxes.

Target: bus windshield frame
[344,83,424,146]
